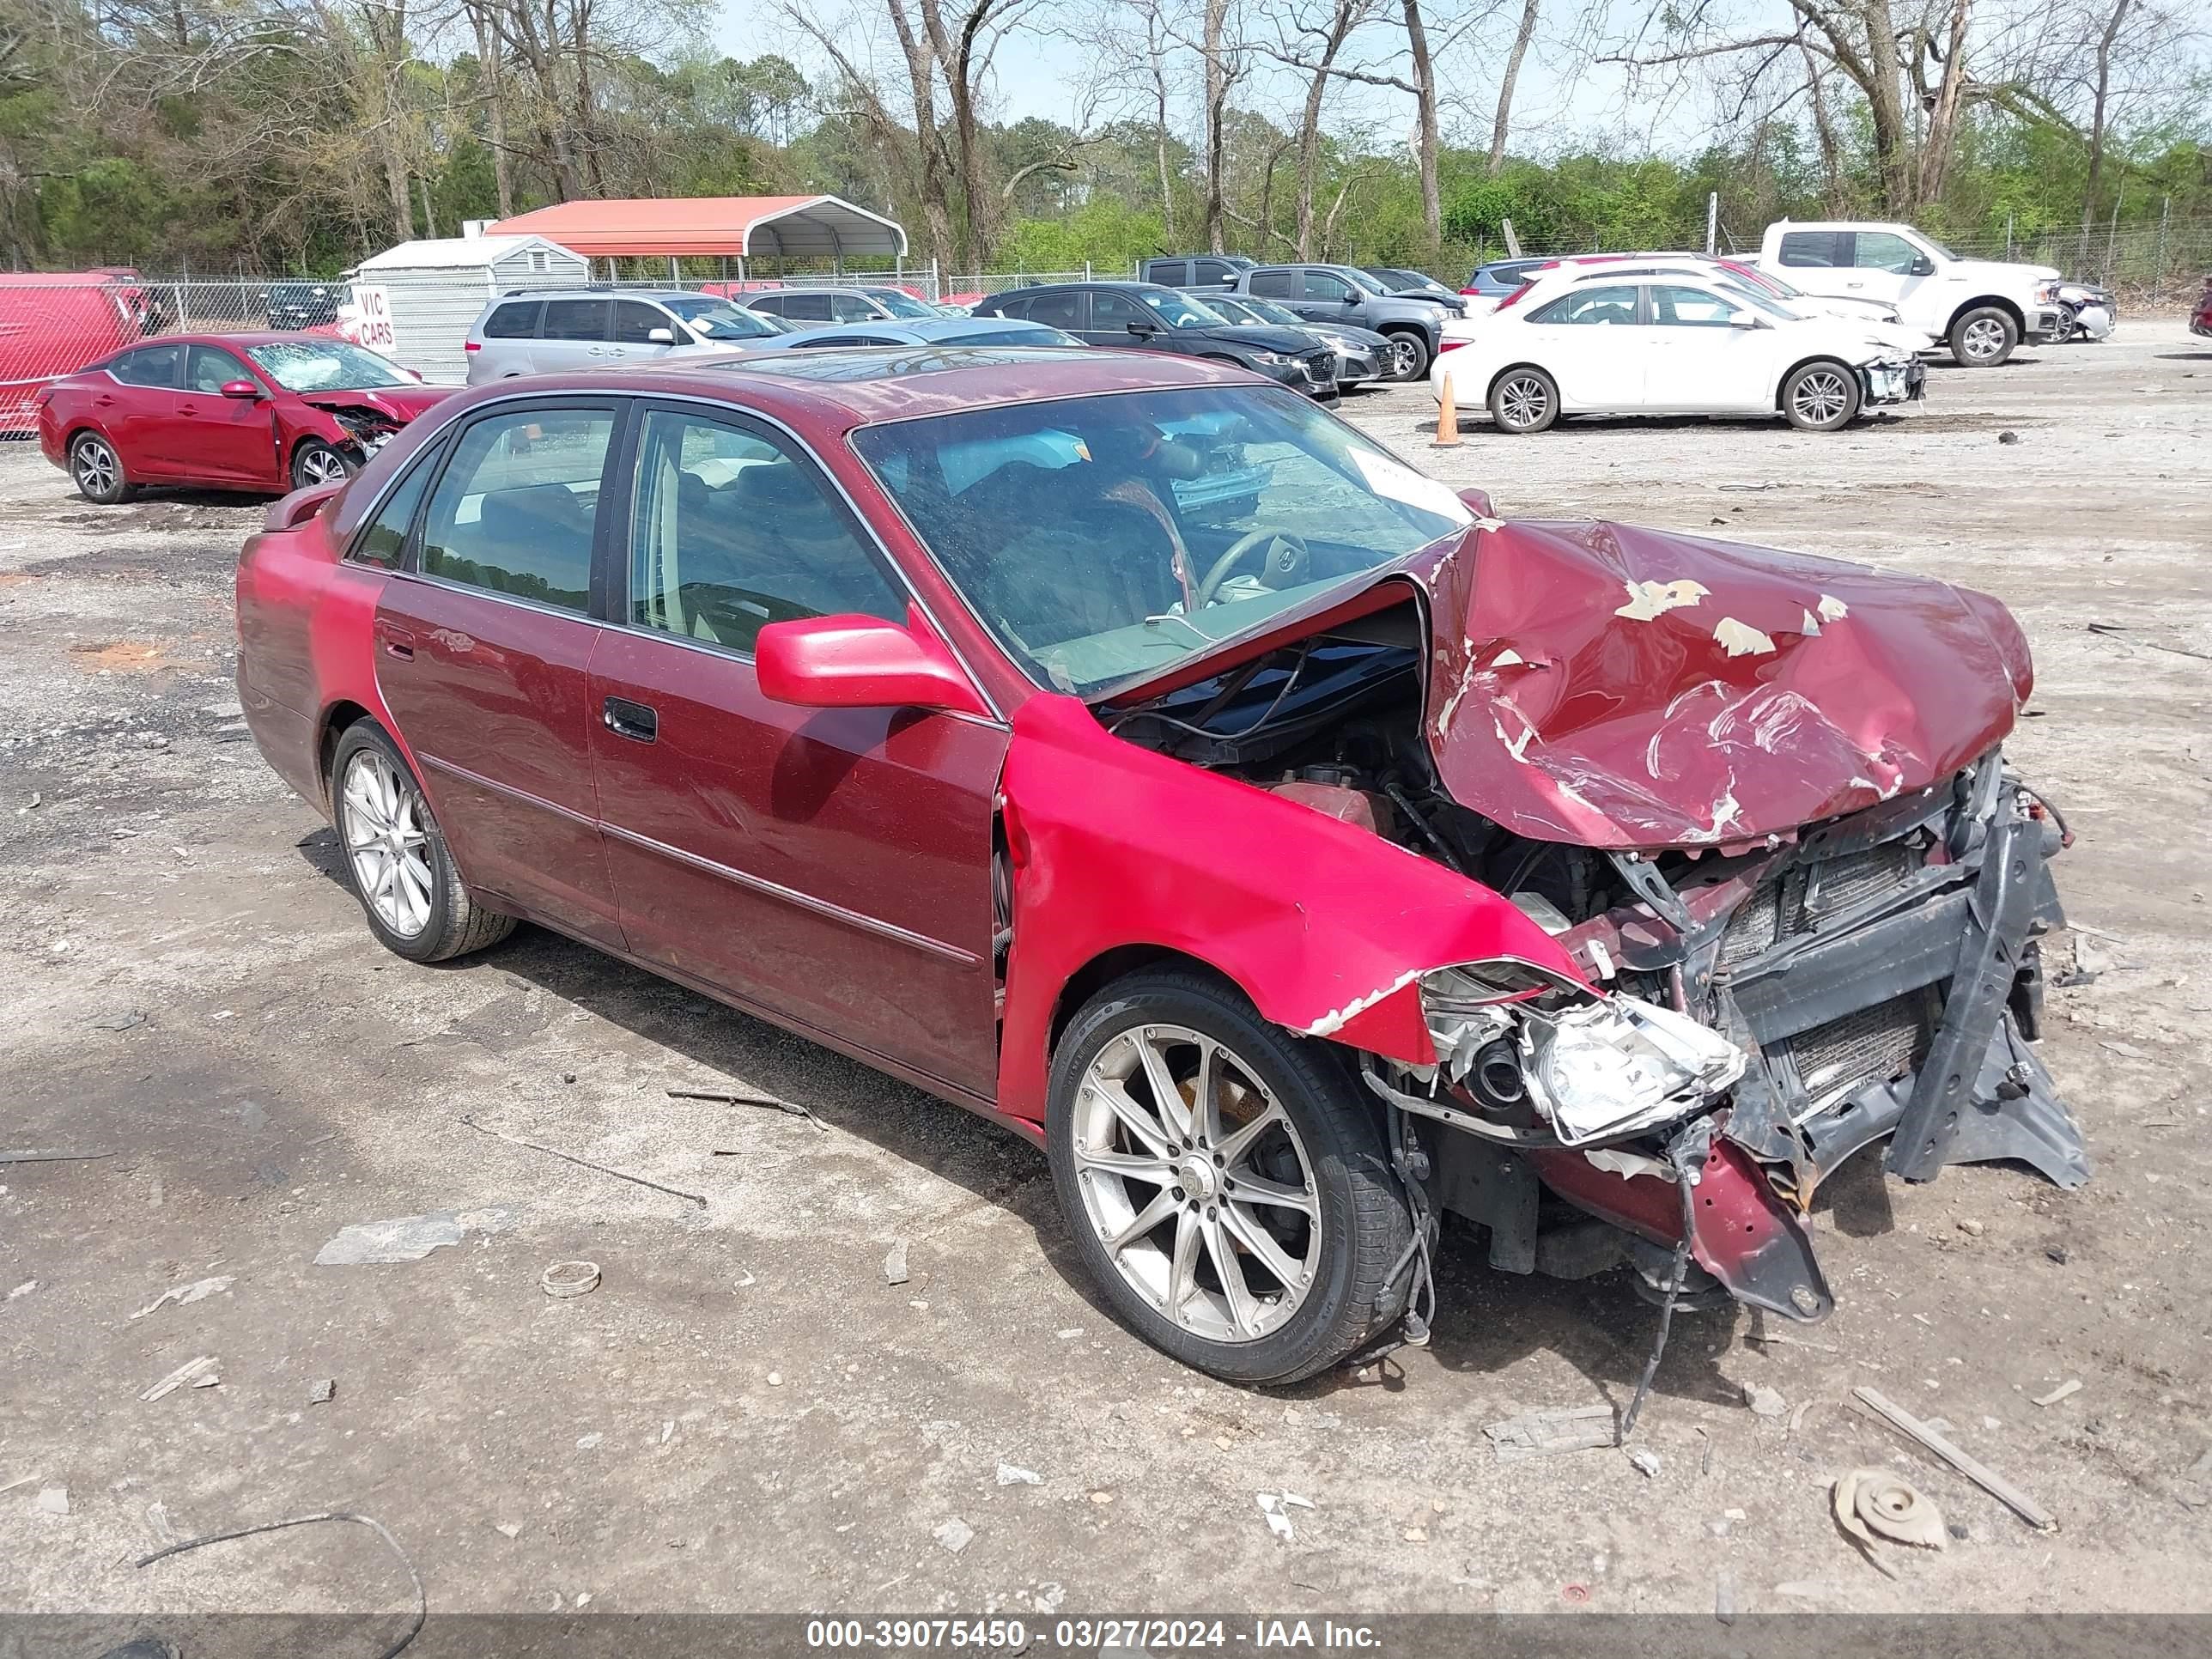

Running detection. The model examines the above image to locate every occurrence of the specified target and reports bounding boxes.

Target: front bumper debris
[1862,356,1926,405]
[1402,748,2085,1322]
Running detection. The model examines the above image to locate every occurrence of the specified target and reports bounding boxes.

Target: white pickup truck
[1753,221,2063,367]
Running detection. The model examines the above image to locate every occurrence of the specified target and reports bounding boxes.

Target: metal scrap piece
[1834,1467,1948,1568]
[1851,1385,2057,1532]
[1485,1404,1616,1461]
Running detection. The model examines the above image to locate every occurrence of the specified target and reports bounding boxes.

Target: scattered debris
[140,1355,218,1401]
[1746,1331,1840,1355]
[93,1010,148,1032]
[1088,1490,1115,1505]
[1833,1468,1948,1574]
[1773,1581,1841,1601]
[461,1115,706,1206]
[766,1371,783,1387]
[883,1241,910,1286]
[1255,1491,1313,1540]
[145,1502,178,1545]
[1789,1400,1814,1435]
[192,1369,221,1389]
[1485,1404,1615,1460]
[9,1280,35,1299]
[315,1208,518,1266]
[38,1486,69,1516]
[0,1147,118,1164]
[495,1522,521,1539]
[308,1379,337,1405]
[1955,1218,1984,1237]
[2045,1244,2070,1266]
[1744,1383,1790,1419]
[135,1510,424,1658]
[1402,1526,1428,1542]
[1627,1447,1662,1478]
[2100,1039,2150,1060]
[995,1463,1042,1486]
[933,1517,975,1554]
[1997,430,2020,445]
[672,1087,826,1132]
[541,1260,601,1299]
[2085,623,2212,662]
[2032,1378,2082,1407]
[1850,1385,2057,1532]
[0,1474,38,1497]
[575,1432,604,1449]
[131,1275,235,1320]
[1714,1571,1738,1625]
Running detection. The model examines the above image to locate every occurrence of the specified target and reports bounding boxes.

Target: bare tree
[2077,0,2130,262]
[1201,0,1240,252]
[1486,0,1535,172]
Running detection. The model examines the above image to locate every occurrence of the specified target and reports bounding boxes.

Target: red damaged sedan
[37,332,451,504]
[234,347,2087,1385]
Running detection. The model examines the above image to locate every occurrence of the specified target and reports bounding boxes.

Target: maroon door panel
[169,345,281,484]
[373,580,623,947]
[587,629,1006,1097]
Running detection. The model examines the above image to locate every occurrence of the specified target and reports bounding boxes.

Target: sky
[706,0,1724,165]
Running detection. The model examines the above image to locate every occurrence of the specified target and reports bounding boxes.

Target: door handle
[1845,281,1865,289]
[603,696,658,743]
[376,620,415,661]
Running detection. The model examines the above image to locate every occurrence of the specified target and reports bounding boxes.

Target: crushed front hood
[1417,520,2034,849]
[298,386,450,422]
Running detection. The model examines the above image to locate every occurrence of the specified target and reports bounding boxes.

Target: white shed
[347,235,586,383]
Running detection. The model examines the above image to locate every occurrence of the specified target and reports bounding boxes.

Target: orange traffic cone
[1432,373,1462,447]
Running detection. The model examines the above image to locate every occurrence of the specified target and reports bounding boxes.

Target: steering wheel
[1194,527,1310,607]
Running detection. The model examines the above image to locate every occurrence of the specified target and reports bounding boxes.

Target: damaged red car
[234,348,2087,1386]
[37,333,451,504]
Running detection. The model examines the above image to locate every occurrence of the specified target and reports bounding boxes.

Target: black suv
[1137,254,1255,289]
[971,282,1337,400]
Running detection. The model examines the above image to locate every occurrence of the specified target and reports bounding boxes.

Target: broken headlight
[1419,962,1746,1146]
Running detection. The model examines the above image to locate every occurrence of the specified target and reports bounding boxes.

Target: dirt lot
[3,320,2209,1628]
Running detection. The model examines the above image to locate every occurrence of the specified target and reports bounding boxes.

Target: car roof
[508,348,1260,428]
[114,331,343,349]
[775,317,1051,343]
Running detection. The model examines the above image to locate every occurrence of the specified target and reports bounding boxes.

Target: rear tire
[70,432,133,504]
[1949,306,2018,367]
[1047,969,1411,1387]
[1781,359,1862,431]
[1489,366,1559,434]
[330,720,514,964]
[290,440,355,491]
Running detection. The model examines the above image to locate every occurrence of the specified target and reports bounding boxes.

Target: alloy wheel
[1962,318,2007,362]
[1068,1023,1321,1345]
[341,747,434,938]
[1498,374,1549,430]
[73,439,118,497]
[1790,368,1852,427]
[296,445,351,487]
[1386,337,1421,380]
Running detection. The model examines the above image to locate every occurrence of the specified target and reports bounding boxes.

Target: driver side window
[627,409,905,655]
[1855,232,1922,273]
[1091,290,1148,331]
[1649,285,1735,326]
[1529,285,1639,325]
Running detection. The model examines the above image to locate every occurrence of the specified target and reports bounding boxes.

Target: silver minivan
[463,289,789,384]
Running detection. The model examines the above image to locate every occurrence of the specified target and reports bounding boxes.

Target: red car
[0,271,146,434]
[36,331,453,504]
[2192,274,2212,338]
[234,348,2087,1385]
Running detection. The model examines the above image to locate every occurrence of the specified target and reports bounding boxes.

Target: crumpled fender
[994,694,1585,1122]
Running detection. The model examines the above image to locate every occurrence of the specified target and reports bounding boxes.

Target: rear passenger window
[1778,232,1848,268]
[111,343,184,387]
[483,301,541,338]
[418,409,613,612]
[829,294,877,321]
[350,452,437,569]
[1152,261,1190,285]
[1249,270,1295,299]
[1024,290,1085,330]
[780,294,836,322]
[988,295,1030,320]
[541,299,610,341]
[1192,260,1233,284]
[628,409,904,654]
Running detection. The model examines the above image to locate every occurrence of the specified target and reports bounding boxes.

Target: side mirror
[1342,293,1360,305]
[219,379,264,399]
[647,327,676,344]
[1909,256,1936,276]
[755,614,990,718]
[1457,486,1497,519]
[1127,320,1157,337]
[1727,310,1760,329]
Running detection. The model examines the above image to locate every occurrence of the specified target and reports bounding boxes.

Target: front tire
[1782,359,1862,431]
[70,432,133,504]
[330,721,514,963]
[1382,331,1430,381]
[2046,303,2077,344]
[1489,366,1559,434]
[291,440,356,491]
[1047,969,1412,1386]
[1950,306,2019,367]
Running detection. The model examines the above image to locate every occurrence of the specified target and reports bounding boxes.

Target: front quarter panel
[994,694,1584,1121]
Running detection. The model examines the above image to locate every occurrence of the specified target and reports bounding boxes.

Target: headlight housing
[1417,961,1746,1145]
[1250,350,1295,367]
[2035,281,2060,304]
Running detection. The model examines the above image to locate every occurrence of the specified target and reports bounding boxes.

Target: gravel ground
[2,319,2209,1626]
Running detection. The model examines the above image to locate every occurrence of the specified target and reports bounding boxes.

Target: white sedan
[1431,273,1923,434]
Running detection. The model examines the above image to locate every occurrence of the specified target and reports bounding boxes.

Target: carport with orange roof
[488,195,908,283]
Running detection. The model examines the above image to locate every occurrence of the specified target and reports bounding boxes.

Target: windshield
[1140,289,1227,328]
[1241,297,1307,327]
[945,325,1074,346]
[1922,234,1959,260]
[245,341,409,391]
[851,386,1472,696]
[1729,284,1804,322]
[663,297,788,339]
[1345,269,1391,295]
[866,289,939,319]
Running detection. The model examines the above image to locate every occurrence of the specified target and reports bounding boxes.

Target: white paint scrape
[1712,617,1777,657]
[1614,579,1711,621]
[1302,969,1423,1038]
